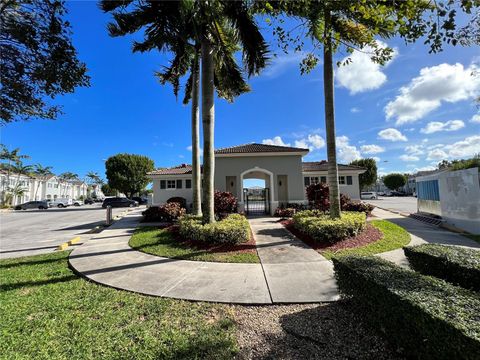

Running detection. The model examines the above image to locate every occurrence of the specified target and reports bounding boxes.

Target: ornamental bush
[214,190,238,216]
[142,202,186,222]
[178,213,250,245]
[292,210,366,243]
[404,244,480,292]
[167,196,187,209]
[333,255,480,360]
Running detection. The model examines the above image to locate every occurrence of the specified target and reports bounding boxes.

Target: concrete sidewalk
[69,212,338,304]
[374,207,480,267]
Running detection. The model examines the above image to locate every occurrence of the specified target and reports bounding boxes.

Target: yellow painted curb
[68,236,81,246]
[57,242,69,251]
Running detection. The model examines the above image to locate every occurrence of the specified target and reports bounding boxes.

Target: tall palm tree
[58,172,79,198]
[10,162,33,204]
[101,0,268,224]
[33,164,53,200]
[0,145,29,205]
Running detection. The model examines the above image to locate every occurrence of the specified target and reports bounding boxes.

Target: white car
[361,192,377,200]
[49,198,73,208]
[72,199,84,206]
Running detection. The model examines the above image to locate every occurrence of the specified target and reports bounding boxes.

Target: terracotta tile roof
[148,164,194,175]
[215,143,309,154]
[302,161,365,172]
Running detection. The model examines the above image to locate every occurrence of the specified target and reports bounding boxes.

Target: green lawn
[322,220,411,259]
[130,227,260,263]
[0,251,237,360]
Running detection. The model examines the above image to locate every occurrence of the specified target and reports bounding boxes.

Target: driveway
[365,196,417,215]
[0,205,139,259]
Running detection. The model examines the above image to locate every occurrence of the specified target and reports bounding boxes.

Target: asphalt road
[365,196,418,215]
[0,204,140,259]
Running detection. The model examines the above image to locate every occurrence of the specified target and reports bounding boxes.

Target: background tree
[9,161,32,204]
[105,153,154,198]
[262,0,478,218]
[58,172,78,197]
[350,158,378,190]
[383,173,407,191]
[33,164,53,200]
[101,183,116,197]
[0,145,30,204]
[0,0,90,124]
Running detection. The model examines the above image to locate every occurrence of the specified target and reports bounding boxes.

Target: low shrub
[142,202,186,222]
[178,213,250,245]
[343,201,375,215]
[274,207,296,218]
[292,211,366,243]
[333,255,480,360]
[404,244,480,292]
[214,190,238,216]
[167,196,187,209]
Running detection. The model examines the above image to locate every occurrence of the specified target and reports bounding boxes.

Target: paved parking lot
[0,204,141,259]
[365,196,418,215]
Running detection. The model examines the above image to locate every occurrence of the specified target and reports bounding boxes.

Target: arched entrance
[240,168,274,215]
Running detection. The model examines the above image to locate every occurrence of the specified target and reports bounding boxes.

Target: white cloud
[414,166,437,172]
[427,148,448,161]
[385,63,480,125]
[444,135,480,158]
[262,136,290,147]
[405,145,424,156]
[186,145,203,152]
[360,144,385,154]
[471,114,480,123]
[399,154,420,162]
[337,41,397,94]
[262,52,306,78]
[294,134,326,150]
[372,156,381,162]
[336,136,361,163]
[378,128,407,142]
[420,120,465,134]
[350,107,361,113]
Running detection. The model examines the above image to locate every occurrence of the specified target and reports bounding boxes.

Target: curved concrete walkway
[69,211,338,304]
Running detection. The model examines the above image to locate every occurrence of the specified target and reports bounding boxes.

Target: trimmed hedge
[142,203,186,222]
[404,244,480,292]
[292,210,366,243]
[178,214,250,245]
[333,255,480,360]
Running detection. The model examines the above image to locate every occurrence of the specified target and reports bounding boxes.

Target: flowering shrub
[167,196,187,209]
[305,182,374,215]
[178,214,250,245]
[292,210,366,243]
[142,202,186,222]
[274,207,297,218]
[214,190,238,215]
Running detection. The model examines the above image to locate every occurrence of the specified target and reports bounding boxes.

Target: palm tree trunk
[323,10,341,219]
[191,50,202,216]
[201,38,215,224]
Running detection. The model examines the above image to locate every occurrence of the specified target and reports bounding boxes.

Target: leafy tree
[101,183,116,197]
[438,155,480,171]
[33,164,53,199]
[262,0,478,218]
[105,153,154,198]
[101,1,268,224]
[383,173,407,191]
[0,145,30,204]
[350,158,377,190]
[1,0,90,124]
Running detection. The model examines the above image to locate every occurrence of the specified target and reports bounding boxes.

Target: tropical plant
[383,173,407,191]
[0,0,89,124]
[350,158,378,190]
[261,1,478,218]
[58,172,79,197]
[105,153,154,198]
[101,1,269,224]
[9,183,26,206]
[0,145,29,204]
[33,164,53,200]
[10,162,33,204]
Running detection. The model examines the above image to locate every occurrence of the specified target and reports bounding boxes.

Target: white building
[0,171,88,205]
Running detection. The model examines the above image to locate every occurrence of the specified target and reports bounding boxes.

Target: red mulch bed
[280,219,382,252]
[164,225,257,255]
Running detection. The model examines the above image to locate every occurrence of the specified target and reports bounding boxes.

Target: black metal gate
[243,188,270,215]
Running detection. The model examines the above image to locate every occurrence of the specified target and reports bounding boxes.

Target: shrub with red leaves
[214,190,238,215]
[142,202,186,222]
[167,196,187,209]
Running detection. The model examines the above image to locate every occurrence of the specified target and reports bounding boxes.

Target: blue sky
[2,1,479,181]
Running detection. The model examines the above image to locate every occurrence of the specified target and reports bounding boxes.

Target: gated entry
[243,188,270,215]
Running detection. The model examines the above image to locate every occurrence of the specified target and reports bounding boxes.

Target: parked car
[49,198,72,208]
[84,198,95,205]
[390,191,406,197]
[14,200,49,210]
[361,191,377,200]
[72,199,84,206]
[131,196,148,205]
[377,191,386,196]
[102,197,138,208]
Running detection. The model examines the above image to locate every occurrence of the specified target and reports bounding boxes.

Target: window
[167,180,176,189]
[320,176,327,183]
[339,176,346,185]
[186,179,192,188]
[54,184,59,188]
[48,183,52,188]
[160,180,166,189]
[304,177,310,186]
[176,179,182,189]
[346,176,353,185]
[305,177,321,187]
